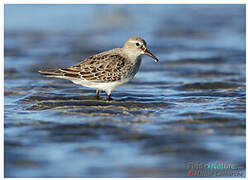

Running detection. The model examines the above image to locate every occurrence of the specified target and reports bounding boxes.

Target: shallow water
[4,5,245,177]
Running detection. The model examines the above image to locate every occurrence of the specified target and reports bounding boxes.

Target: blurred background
[4,4,245,177]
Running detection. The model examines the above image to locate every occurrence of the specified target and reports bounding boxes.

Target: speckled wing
[39,53,131,82]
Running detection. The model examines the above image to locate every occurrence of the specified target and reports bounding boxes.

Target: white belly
[72,78,130,93]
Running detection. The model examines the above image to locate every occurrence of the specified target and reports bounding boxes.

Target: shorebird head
[123,37,159,62]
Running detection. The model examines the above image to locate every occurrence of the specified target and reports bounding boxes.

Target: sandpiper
[39,37,159,100]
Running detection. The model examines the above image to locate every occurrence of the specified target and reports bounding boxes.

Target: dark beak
[144,49,159,62]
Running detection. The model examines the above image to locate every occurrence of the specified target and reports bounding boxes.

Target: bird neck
[122,48,142,63]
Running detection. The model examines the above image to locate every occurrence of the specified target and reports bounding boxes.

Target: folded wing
[39,53,131,82]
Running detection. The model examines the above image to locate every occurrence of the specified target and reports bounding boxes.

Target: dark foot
[106,94,114,101]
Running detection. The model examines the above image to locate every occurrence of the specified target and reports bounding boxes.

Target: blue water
[4,4,245,177]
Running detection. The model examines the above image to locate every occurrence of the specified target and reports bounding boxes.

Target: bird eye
[136,43,140,47]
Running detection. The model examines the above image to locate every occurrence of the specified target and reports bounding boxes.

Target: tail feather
[39,68,81,79]
[38,69,63,77]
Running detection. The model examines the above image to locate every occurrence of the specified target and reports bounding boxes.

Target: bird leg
[107,92,113,101]
[96,89,100,99]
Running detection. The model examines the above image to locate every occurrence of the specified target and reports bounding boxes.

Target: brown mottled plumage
[39,37,159,100]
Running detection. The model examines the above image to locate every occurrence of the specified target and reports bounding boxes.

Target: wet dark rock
[24,99,170,111]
